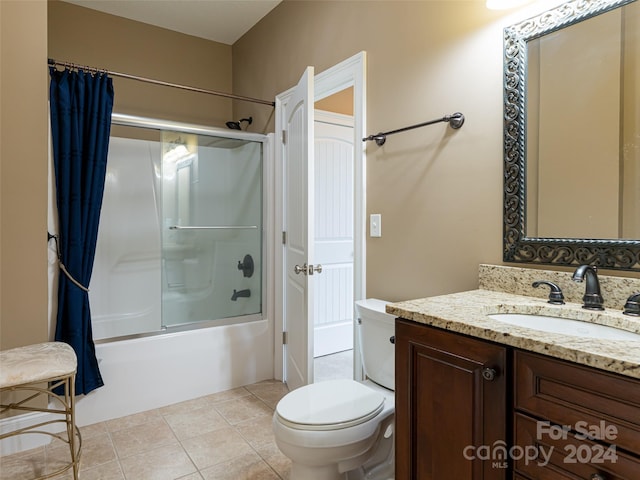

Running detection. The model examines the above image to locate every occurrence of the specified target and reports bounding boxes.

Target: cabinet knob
[590,474,606,480]
[482,367,498,381]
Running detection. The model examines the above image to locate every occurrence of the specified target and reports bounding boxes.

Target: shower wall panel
[90,122,264,341]
[90,137,162,340]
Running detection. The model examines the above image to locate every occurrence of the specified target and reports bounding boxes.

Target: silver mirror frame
[503,0,640,271]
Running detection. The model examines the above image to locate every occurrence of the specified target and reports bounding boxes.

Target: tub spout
[231,289,251,301]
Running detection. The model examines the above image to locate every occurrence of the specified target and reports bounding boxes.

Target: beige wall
[0,1,49,350]
[48,0,234,128]
[2,0,639,351]
[315,87,353,115]
[234,0,511,301]
[535,10,621,239]
[622,2,640,239]
[234,0,640,299]
[0,1,235,349]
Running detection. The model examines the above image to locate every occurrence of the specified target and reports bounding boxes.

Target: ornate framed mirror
[503,0,640,271]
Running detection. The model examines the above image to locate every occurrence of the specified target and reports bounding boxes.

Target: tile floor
[313,349,353,383]
[0,351,354,480]
[1,380,291,480]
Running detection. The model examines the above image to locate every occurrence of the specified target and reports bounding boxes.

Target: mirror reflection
[503,0,640,270]
[525,1,639,240]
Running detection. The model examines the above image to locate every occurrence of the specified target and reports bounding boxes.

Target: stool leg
[65,374,81,479]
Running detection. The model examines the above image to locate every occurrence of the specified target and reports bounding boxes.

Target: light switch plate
[370,214,382,237]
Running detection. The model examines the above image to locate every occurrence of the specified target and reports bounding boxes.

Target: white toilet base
[279,412,395,480]
[290,463,346,480]
[274,299,397,480]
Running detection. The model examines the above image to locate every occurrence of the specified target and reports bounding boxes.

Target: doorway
[273,52,367,388]
[313,109,355,382]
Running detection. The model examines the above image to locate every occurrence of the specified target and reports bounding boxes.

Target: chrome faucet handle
[623,292,640,316]
[532,281,565,305]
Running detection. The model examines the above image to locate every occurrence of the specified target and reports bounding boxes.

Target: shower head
[225,116,253,130]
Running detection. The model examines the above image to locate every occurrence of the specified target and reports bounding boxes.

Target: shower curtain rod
[363,112,465,146]
[48,58,276,107]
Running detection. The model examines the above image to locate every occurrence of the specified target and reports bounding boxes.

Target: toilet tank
[355,298,395,391]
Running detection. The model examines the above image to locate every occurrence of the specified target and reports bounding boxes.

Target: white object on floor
[273,299,396,480]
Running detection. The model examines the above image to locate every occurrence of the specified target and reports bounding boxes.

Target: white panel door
[313,113,354,357]
[283,67,315,391]
[273,52,367,383]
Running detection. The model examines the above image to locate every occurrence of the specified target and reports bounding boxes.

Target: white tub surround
[75,319,273,426]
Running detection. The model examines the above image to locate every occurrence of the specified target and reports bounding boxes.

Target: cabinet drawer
[514,351,640,456]
[514,412,640,480]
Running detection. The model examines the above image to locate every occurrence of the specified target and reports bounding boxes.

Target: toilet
[273,298,395,480]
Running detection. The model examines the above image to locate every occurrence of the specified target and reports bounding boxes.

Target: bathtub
[75,318,273,427]
[51,120,275,427]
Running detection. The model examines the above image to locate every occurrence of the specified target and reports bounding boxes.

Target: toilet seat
[276,379,385,431]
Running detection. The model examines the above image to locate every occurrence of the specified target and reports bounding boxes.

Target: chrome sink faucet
[571,265,604,311]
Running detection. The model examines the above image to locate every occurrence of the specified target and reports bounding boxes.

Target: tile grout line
[3,381,294,480]
[228,391,286,479]
[163,388,283,479]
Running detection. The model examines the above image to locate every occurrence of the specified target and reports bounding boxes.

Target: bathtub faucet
[231,289,251,301]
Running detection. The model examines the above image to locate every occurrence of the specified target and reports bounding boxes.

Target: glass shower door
[161,132,263,328]
[90,130,163,340]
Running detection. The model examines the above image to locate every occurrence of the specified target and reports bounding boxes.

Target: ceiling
[63,0,282,45]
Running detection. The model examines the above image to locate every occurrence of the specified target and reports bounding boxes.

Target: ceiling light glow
[486,0,535,10]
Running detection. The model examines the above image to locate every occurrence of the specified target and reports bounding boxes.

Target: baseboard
[0,411,59,456]
[314,321,353,357]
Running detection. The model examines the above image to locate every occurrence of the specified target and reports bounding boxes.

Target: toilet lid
[276,379,385,431]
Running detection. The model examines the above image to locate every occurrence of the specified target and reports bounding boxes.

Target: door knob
[294,263,322,275]
[308,264,323,275]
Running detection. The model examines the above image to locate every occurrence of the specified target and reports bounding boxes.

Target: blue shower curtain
[49,67,114,395]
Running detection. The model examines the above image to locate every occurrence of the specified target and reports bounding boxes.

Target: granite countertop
[386,289,640,380]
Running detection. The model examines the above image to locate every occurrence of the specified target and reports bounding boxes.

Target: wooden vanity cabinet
[395,319,508,480]
[513,351,640,480]
[395,320,640,480]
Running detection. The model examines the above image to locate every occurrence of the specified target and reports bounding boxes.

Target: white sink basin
[488,313,640,340]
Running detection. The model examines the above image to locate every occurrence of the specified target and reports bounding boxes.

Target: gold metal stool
[0,342,82,479]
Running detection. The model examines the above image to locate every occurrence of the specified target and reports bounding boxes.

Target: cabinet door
[396,319,507,480]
